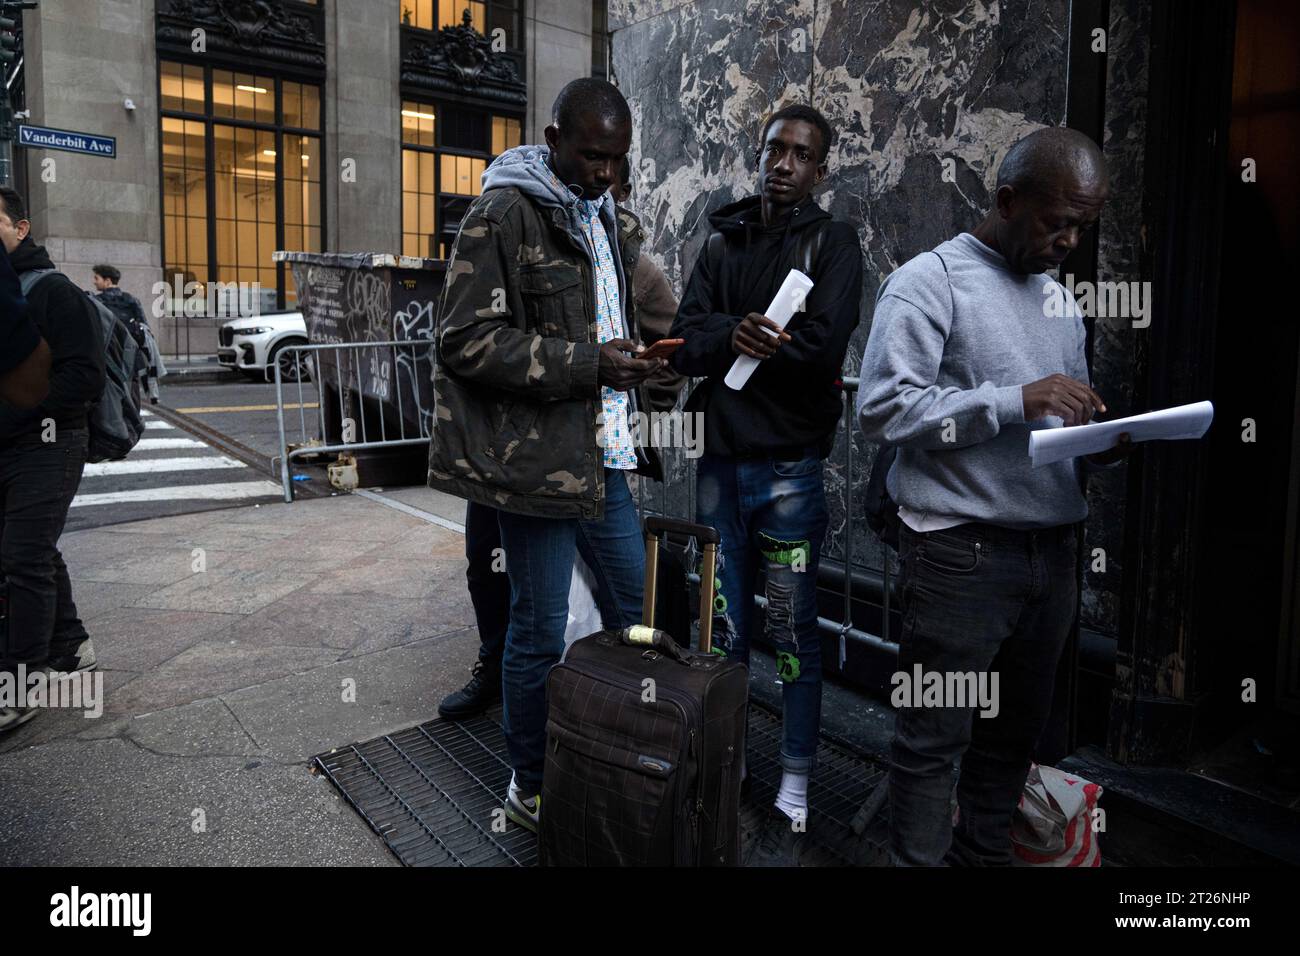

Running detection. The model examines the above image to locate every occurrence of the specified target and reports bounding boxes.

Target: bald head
[997,126,1107,196]
[980,127,1110,274]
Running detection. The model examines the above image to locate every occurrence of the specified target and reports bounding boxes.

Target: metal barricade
[273,339,433,502]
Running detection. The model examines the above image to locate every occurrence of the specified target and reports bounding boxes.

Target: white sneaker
[504,773,541,833]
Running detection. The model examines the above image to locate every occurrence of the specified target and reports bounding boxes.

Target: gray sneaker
[744,807,809,867]
[45,638,97,674]
[0,706,39,734]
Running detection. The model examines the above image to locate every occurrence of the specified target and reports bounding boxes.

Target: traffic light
[0,17,16,66]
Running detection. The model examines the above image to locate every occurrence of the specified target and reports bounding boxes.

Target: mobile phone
[636,338,684,361]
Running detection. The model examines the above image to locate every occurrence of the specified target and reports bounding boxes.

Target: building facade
[15,0,600,347]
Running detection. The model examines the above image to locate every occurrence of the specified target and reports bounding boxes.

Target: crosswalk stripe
[82,456,247,477]
[135,437,207,450]
[71,480,283,507]
[144,419,174,430]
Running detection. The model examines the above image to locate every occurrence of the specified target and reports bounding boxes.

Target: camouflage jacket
[428,157,682,519]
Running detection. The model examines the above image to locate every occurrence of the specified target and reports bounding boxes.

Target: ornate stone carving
[401,9,526,106]
[156,0,325,73]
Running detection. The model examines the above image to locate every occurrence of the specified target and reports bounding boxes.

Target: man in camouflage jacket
[427,79,675,828]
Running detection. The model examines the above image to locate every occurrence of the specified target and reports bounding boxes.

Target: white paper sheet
[1028,400,1214,468]
[724,269,815,390]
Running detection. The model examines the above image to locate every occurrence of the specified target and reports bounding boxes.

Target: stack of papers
[1028,400,1214,468]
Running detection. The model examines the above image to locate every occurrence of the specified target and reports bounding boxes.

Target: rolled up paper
[724,268,815,390]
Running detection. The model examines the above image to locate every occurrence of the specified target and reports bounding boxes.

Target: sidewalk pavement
[0,489,484,866]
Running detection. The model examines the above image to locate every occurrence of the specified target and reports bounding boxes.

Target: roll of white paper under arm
[724,268,815,390]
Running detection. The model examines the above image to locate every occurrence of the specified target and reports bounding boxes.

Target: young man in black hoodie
[670,105,863,863]
[0,187,106,733]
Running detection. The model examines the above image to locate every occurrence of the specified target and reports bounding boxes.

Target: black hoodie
[0,243,40,375]
[0,237,105,442]
[669,195,863,459]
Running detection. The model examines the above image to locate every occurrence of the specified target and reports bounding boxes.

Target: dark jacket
[670,195,863,459]
[96,287,149,347]
[0,243,39,375]
[0,237,106,441]
[427,145,679,519]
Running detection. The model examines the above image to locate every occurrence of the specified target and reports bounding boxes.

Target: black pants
[465,501,509,670]
[0,428,90,674]
[890,520,1078,866]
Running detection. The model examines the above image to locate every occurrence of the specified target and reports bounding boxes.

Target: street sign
[16,123,116,158]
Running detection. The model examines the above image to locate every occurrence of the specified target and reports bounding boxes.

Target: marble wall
[612,0,1148,637]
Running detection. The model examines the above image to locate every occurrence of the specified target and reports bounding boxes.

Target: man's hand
[731,313,790,359]
[1086,432,1134,466]
[597,338,665,392]
[1022,374,1107,426]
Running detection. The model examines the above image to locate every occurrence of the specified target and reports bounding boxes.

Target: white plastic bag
[561,555,603,658]
[1010,763,1103,867]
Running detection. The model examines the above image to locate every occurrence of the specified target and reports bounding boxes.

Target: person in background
[93,264,164,404]
[613,157,684,414]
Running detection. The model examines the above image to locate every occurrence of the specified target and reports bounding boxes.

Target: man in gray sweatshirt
[856,127,1130,865]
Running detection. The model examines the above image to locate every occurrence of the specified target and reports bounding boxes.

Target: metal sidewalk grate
[313,702,889,867]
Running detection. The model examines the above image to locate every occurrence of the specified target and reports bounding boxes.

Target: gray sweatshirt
[856,232,1093,530]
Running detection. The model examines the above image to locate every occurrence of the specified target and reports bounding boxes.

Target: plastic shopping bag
[1011,763,1103,867]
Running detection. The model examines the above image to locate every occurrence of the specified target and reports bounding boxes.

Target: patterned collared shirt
[575,196,637,470]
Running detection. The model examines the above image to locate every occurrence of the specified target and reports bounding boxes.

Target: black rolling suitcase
[539,517,749,866]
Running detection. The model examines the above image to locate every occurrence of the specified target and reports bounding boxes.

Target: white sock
[775,770,809,820]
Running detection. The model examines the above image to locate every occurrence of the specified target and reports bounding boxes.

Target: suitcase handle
[641,518,720,654]
[644,516,720,545]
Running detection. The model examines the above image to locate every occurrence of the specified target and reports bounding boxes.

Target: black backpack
[20,269,146,462]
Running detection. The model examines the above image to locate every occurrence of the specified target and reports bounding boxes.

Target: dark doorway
[1192,0,1300,802]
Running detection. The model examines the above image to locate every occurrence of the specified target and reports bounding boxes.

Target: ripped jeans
[696,451,828,773]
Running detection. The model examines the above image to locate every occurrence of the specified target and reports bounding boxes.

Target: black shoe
[45,638,97,675]
[744,807,809,867]
[438,660,501,719]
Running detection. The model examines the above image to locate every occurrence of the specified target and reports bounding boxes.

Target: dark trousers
[0,428,90,675]
[464,501,509,670]
[890,520,1078,866]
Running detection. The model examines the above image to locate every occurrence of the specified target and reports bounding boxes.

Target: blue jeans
[890,521,1078,866]
[495,468,645,795]
[696,452,829,773]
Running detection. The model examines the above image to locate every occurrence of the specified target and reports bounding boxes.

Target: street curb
[162,366,245,385]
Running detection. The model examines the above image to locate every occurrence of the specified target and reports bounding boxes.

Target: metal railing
[638,375,901,667]
[273,339,433,502]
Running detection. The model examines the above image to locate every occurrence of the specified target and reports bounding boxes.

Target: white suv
[216,311,312,381]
